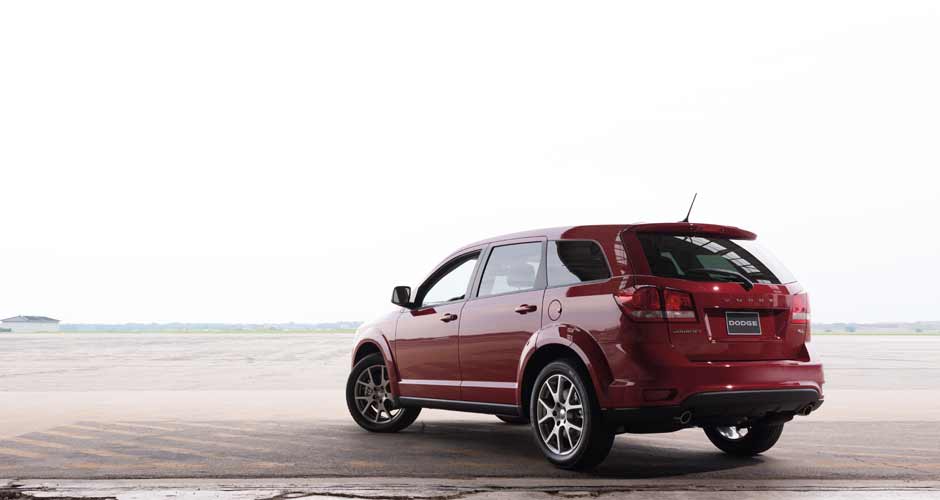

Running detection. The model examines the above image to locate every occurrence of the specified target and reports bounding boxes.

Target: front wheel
[530,360,614,470]
[346,353,420,432]
[703,423,784,456]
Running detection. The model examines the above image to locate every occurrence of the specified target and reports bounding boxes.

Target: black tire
[496,415,530,425]
[346,353,421,433]
[704,423,784,457]
[529,359,614,470]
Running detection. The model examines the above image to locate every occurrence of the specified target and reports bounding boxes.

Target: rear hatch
[623,224,810,361]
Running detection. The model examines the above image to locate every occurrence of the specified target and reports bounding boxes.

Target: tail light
[792,293,811,324]
[615,287,697,322]
[663,289,696,322]
[615,286,663,321]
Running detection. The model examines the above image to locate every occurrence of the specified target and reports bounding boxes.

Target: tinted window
[636,233,796,284]
[547,241,611,287]
[477,242,542,297]
[421,254,479,306]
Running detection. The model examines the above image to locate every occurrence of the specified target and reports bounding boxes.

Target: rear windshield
[636,233,796,285]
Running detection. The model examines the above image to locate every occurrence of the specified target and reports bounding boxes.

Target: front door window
[420,255,479,307]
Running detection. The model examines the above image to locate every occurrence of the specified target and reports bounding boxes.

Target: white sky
[1,1,938,324]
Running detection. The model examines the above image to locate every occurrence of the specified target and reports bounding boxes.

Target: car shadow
[369,419,762,478]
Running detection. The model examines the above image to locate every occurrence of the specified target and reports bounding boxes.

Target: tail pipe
[676,410,693,425]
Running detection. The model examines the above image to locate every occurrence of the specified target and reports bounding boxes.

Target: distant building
[1,316,60,333]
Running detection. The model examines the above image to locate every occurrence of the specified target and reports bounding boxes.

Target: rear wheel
[496,415,529,425]
[704,423,784,456]
[346,353,420,433]
[530,360,614,470]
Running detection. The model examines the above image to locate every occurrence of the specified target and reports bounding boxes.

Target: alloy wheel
[535,373,584,455]
[353,364,402,424]
[716,425,750,440]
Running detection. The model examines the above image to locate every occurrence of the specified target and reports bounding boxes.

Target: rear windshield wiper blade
[685,268,755,291]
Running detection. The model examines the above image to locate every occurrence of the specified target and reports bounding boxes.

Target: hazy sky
[2,1,938,324]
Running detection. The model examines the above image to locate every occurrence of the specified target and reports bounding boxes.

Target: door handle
[440,313,458,323]
[514,304,537,314]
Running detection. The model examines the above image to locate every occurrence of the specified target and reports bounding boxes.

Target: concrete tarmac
[1,333,939,499]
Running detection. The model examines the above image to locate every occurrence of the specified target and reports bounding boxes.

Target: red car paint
[351,223,824,422]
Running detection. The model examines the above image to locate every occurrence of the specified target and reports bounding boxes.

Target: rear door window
[636,233,796,284]
[477,242,543,297]
[547,240,611,287]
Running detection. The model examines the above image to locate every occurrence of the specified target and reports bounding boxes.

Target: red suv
[346,223,824,469]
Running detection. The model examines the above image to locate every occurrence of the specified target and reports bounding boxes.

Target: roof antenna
[680,193,697,223]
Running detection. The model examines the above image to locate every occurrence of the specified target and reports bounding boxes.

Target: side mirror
[391,286,413,308]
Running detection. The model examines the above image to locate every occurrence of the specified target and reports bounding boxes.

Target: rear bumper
[604,388,823,432]
[601,346,825,409]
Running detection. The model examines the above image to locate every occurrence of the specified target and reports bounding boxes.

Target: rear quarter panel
[533,278,632,409]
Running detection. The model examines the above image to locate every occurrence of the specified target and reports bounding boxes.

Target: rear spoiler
[625,222,757,240]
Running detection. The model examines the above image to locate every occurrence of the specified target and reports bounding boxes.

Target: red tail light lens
[615,286,663,321]
[792,293,811,324]
[663,289,696,322]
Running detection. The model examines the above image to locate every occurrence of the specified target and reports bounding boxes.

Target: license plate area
[725,311,762,335]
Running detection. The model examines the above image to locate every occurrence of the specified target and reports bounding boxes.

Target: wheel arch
[353,341,382,364]
[352,332,401,397]
[516,325,615,417]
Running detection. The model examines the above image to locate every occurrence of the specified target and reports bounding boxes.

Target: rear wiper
[684,268,755,291]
